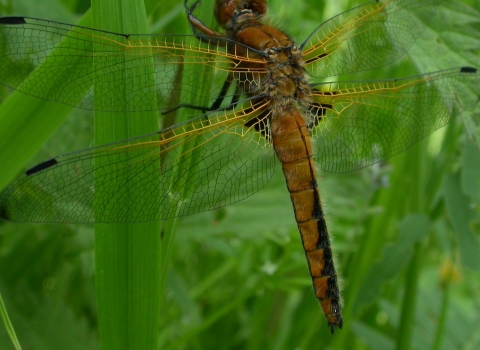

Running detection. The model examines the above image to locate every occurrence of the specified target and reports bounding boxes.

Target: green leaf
[356,214,430,307]
[91,0,161,349]
[444,172,480,270]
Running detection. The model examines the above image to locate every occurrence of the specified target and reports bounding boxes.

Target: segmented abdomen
[271,105,342,333]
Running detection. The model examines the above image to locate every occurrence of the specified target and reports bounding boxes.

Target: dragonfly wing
[302,0,443,78]
[0,100,275,223]
[0,16,266,112]
[309,68,480,173]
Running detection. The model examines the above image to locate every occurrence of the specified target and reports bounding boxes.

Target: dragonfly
[0,0,478,333]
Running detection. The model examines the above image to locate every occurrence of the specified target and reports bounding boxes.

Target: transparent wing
[0,100,275,223]
[0,16,267,112]
[310,68,479,173]
[302,0,444,77]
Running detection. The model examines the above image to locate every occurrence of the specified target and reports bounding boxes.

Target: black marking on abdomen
[312,188,323,220]
[311,188,333,252]
[316,218,332,250]
[322,247,336,277]
[327,275,340,298]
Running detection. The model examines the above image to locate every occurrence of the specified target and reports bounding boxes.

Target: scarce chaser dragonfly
[0,0,478,333]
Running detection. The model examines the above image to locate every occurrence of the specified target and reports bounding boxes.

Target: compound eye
[249,0,268,15]
[214,0,268,27]
[214,0,236,28]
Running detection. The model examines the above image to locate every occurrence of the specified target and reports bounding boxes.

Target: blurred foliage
[0,0,479,349]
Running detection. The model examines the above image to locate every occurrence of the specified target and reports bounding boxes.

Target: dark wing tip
[25,158,58,176]
[460,67,477,73]
[0,16,27,24]
[0,205,10,221]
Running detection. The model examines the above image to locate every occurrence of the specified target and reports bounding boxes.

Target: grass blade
[92,0,160,348]
[0,293,21,350]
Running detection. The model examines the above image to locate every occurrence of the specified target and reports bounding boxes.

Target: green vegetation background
[0,0,479,349]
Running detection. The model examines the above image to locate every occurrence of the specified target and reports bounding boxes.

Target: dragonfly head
[214,0,268,29]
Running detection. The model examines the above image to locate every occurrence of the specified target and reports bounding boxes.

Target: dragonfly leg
[307,88,337,129]
[210,73,237,110]
[243,107,270,140]
[162,73,246,115]
[307,102,332,130]
[184,0,224,43]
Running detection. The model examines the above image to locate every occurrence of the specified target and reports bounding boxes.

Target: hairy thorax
[226,12,312,115]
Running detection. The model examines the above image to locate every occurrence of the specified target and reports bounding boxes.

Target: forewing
[302,0,443,78]
[0,100,275,223]
[310,68,480,173]
[0,16,266,112]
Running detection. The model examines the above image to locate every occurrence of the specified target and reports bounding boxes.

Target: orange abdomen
[271,105,342,332]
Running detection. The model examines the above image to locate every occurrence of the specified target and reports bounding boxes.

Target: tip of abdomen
[327,314,343,334]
